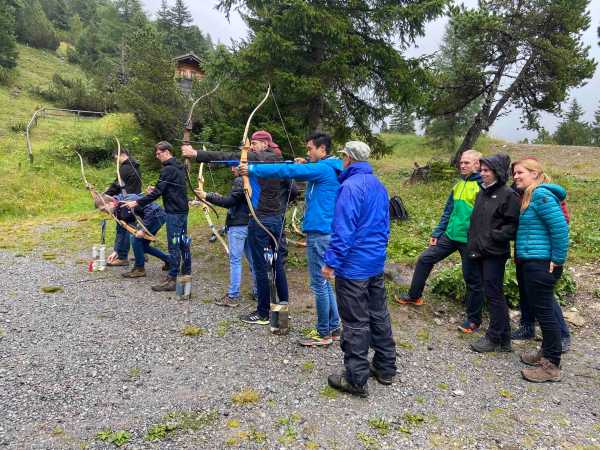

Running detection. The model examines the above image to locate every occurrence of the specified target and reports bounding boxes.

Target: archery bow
[76,151,155,241]
[194,161,229,255]
[240,84,280,250]
[114,136,156,240]
[181,83,221,216]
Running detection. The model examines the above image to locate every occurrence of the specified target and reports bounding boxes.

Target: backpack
[389,195,409,221]
[560,199,570,224]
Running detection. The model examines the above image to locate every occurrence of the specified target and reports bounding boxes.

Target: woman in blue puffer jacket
[513,158,569,383]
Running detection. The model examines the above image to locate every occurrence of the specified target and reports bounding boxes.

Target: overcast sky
[141,0,600,142]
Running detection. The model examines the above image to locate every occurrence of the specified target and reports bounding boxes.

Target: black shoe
[239,311,269,325]
[561,336,571,353]
[327,372,368,398]
[369,363,394,386]
[511,324,535,340]
[470,336,512,353]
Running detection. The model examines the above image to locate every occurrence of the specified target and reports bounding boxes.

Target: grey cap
[339,140,371,161]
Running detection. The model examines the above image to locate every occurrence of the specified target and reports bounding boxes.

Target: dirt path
[1,249,599,450]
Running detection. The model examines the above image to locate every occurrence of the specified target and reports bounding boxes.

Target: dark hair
[112,148,129,157]
[155,141,173,152]
[306,132,332,153]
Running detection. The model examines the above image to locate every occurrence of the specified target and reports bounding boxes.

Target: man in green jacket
[396,149,485,333]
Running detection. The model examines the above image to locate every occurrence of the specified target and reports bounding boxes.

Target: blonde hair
[461,149,483,161]
[513,158,551,211]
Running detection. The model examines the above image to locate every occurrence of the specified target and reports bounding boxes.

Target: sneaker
[458,320,480,334]
[369,363,394,386]
[561,336,571,354]
[511,324,535,340]
[470,336,512,353]
[327,372,368,398]
[215,294,240,307]
[151,276,176,292]
[520,349,543,366]
[394,293,424,306]
[106,258,129,267]
[331,327,342,342]
[521,357,561,382]
[240,311,269,325]
[121,266,146,278]
[299,333,333,347]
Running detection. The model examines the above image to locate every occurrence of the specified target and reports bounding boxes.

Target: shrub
[430,261,576,308]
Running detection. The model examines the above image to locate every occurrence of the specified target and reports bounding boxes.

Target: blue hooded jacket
[324,162,390,279]
[516,183,569,264]
[249,156,343,234]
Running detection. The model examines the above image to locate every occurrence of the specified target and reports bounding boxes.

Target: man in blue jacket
[322,141,396,398]
[241,132,343,347]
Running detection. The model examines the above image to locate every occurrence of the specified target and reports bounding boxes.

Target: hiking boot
[458,320,480,334]
[240,311,269,325]
[327,372,368,398]
[369,363,394,386]
[470,336,512,353]
[520,349,543,366]
[215,294,240,307]
[151,276,176,292]
[521,357,561,382]
[106,258,129,267]
[331,327,342,342]
[121,266,146,278]
[561,336,571,353]
[511,324,535,340]
[299,332,333,347]
[394,293,424,306]
[161,261,170,272]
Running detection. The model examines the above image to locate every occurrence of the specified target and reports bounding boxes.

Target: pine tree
[389,107,415,134]
[214,0,449,155]
[0,0,19,71]
[170,0,193,29]
[553,99,593,146]
[15,0,60,50]
[426,0,596,164]
[590,104,600,146]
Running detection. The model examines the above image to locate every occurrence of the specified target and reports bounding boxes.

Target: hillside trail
[1,246,599,450]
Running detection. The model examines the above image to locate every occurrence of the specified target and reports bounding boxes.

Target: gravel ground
[1,250,600,450]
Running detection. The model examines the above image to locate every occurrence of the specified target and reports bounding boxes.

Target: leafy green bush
[430,261,577,308]
[39,73,109,112]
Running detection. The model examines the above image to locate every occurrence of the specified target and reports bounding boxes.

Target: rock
[563,311,585,327]
[452,390,465,397]
[383,263,411,286]
[433,318,443,326]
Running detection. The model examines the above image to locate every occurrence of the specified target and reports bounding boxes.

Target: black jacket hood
[480,153,511,185]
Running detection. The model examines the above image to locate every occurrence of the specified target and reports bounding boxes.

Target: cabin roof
[173,53,203,66]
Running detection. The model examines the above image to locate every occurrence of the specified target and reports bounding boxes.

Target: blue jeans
[227,225,256,298]
[165,213,190,278]
[114,223,130,259]
[131,216,170,268]
[516,261,570,338]
[248,216,288,318]
[307,232,340,336]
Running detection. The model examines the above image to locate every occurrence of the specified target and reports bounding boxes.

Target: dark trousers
[516,261,570,338]
[408,234,484,325]
[165,213,189,278]
[114,223,130,260]
[335,274,397,387]
[472,255,511,344]
[131,216,170,268]
[521,260,563,366]
[248,216,288,318]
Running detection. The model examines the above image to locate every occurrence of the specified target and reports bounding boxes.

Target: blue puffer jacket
[515,183,569,264]
[324,162,390,279]
[249,156,343,234]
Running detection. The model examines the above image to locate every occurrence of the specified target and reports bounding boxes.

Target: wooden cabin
[174,53,204,95]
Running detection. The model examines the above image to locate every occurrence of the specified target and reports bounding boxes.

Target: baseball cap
[339,141,371,161]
